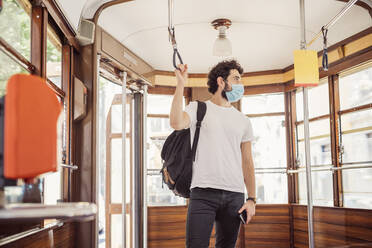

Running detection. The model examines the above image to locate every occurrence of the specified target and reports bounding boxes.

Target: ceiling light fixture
[211,18,232,57]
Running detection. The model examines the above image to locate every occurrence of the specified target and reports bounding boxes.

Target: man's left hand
[238,200,256,224]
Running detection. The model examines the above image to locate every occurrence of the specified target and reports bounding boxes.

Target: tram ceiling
[55,0,371,73]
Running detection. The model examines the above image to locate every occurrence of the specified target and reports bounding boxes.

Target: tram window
[46,26,62,88]
[147,94,178,115]
[146,94,186,206]
[42,105,64,205]
[0,50,28,96]
[340,110,372,163]
[255,173,288,204]
[147,174,186,206]
[339,65,372,209]
[298,171,333,206]
[339,65,372,110]
[111,214,123,248]
[295,80,333,206]
[241,93,284,114]
[0,0,31,60]
[111,138,124,203]
[297,119,332,166]
[343,168,372,209]
[296,80,329,120]
[241,93,288,204]
[250,116,287,169]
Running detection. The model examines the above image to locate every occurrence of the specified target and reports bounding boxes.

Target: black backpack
[160,101,206,198]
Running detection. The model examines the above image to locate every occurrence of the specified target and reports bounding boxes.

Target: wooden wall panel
[244,204,291,248]
[293,205,372,248]
[2,222,75,248]
[148,205,289,248]
[147,206,187,248]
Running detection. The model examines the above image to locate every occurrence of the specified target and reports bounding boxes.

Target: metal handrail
[288,163,372,173]
[0,221,63,246]
[306,0,359,47]
[61,163,78,170]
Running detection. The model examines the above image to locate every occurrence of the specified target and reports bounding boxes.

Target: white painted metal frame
[122,71,128,248]
[142,85,148,248]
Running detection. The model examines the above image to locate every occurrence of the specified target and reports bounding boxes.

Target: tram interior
[0,0,372,247]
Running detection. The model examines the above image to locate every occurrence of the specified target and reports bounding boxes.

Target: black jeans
[186,187,244,248]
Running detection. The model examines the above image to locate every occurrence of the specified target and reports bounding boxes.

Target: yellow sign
[294,50,319,87]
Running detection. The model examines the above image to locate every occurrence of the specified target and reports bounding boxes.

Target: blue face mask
[225,84,244,103]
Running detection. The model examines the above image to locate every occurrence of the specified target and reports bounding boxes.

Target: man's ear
[217,76,225,89]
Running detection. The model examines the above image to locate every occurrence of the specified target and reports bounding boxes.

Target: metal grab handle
[173,47,183,70]
[61,163,78,170]
[168,0,184,70]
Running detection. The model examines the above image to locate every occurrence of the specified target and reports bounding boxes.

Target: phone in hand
[239,210,247,224]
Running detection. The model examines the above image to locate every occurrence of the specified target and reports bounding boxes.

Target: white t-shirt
[184,100,254,193]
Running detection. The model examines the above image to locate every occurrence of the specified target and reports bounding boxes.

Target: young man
[170,60,256,248]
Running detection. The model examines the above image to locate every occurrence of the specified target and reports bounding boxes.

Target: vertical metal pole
[122,71,127,248]
[142,85,148,248]
[299,0,315,247]
[303,88,315,248]
[95,53,101,248]
[133,93,143,248]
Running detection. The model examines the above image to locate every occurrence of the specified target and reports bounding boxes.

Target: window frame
[0,0,74,202]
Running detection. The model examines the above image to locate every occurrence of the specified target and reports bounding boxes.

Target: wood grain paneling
[2,222,75,248]
[148,204,290,248]
[244,204,291,248]
[147,206,187,248]
[293,205,372,248]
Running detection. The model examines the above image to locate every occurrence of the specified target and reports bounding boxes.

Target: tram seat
[3,74,62,180]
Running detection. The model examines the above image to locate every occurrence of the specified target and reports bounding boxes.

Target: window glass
[296,80,329,120]
[297,138,331,166]
[44,111,63,205]
[111,138,123,203]
[146,95,185,206]
[47,28,62,88]
[0,50,28,97]
[256,173,288,204]
[0,0,31,60]
[341,132,372,164]
[341,110,372,163]
[298,170,333,206]
[242,93,287,203]
[241,93,284,114]
[341,109,372,133]
[339,66,372,110]
[147,174,186,206]
[111,214,123,248]
[147,118,172,170]
[147,95,178,115]
[250,116,287,168]
[343,168,372,209]
[297,119,332,166]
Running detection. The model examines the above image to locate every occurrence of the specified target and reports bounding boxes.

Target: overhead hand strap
[191,101,207,162]
[321,26,329,71]
[168,0,183,70]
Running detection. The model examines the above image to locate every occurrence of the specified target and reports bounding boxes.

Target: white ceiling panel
[59,0,371,73]
[55,0,88,31]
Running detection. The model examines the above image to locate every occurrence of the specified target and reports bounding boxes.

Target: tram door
[98,75,134,248]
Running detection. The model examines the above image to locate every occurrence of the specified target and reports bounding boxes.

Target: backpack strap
[191,101,207,162]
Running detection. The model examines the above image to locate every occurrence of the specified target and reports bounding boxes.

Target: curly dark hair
[207,60,244,95]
